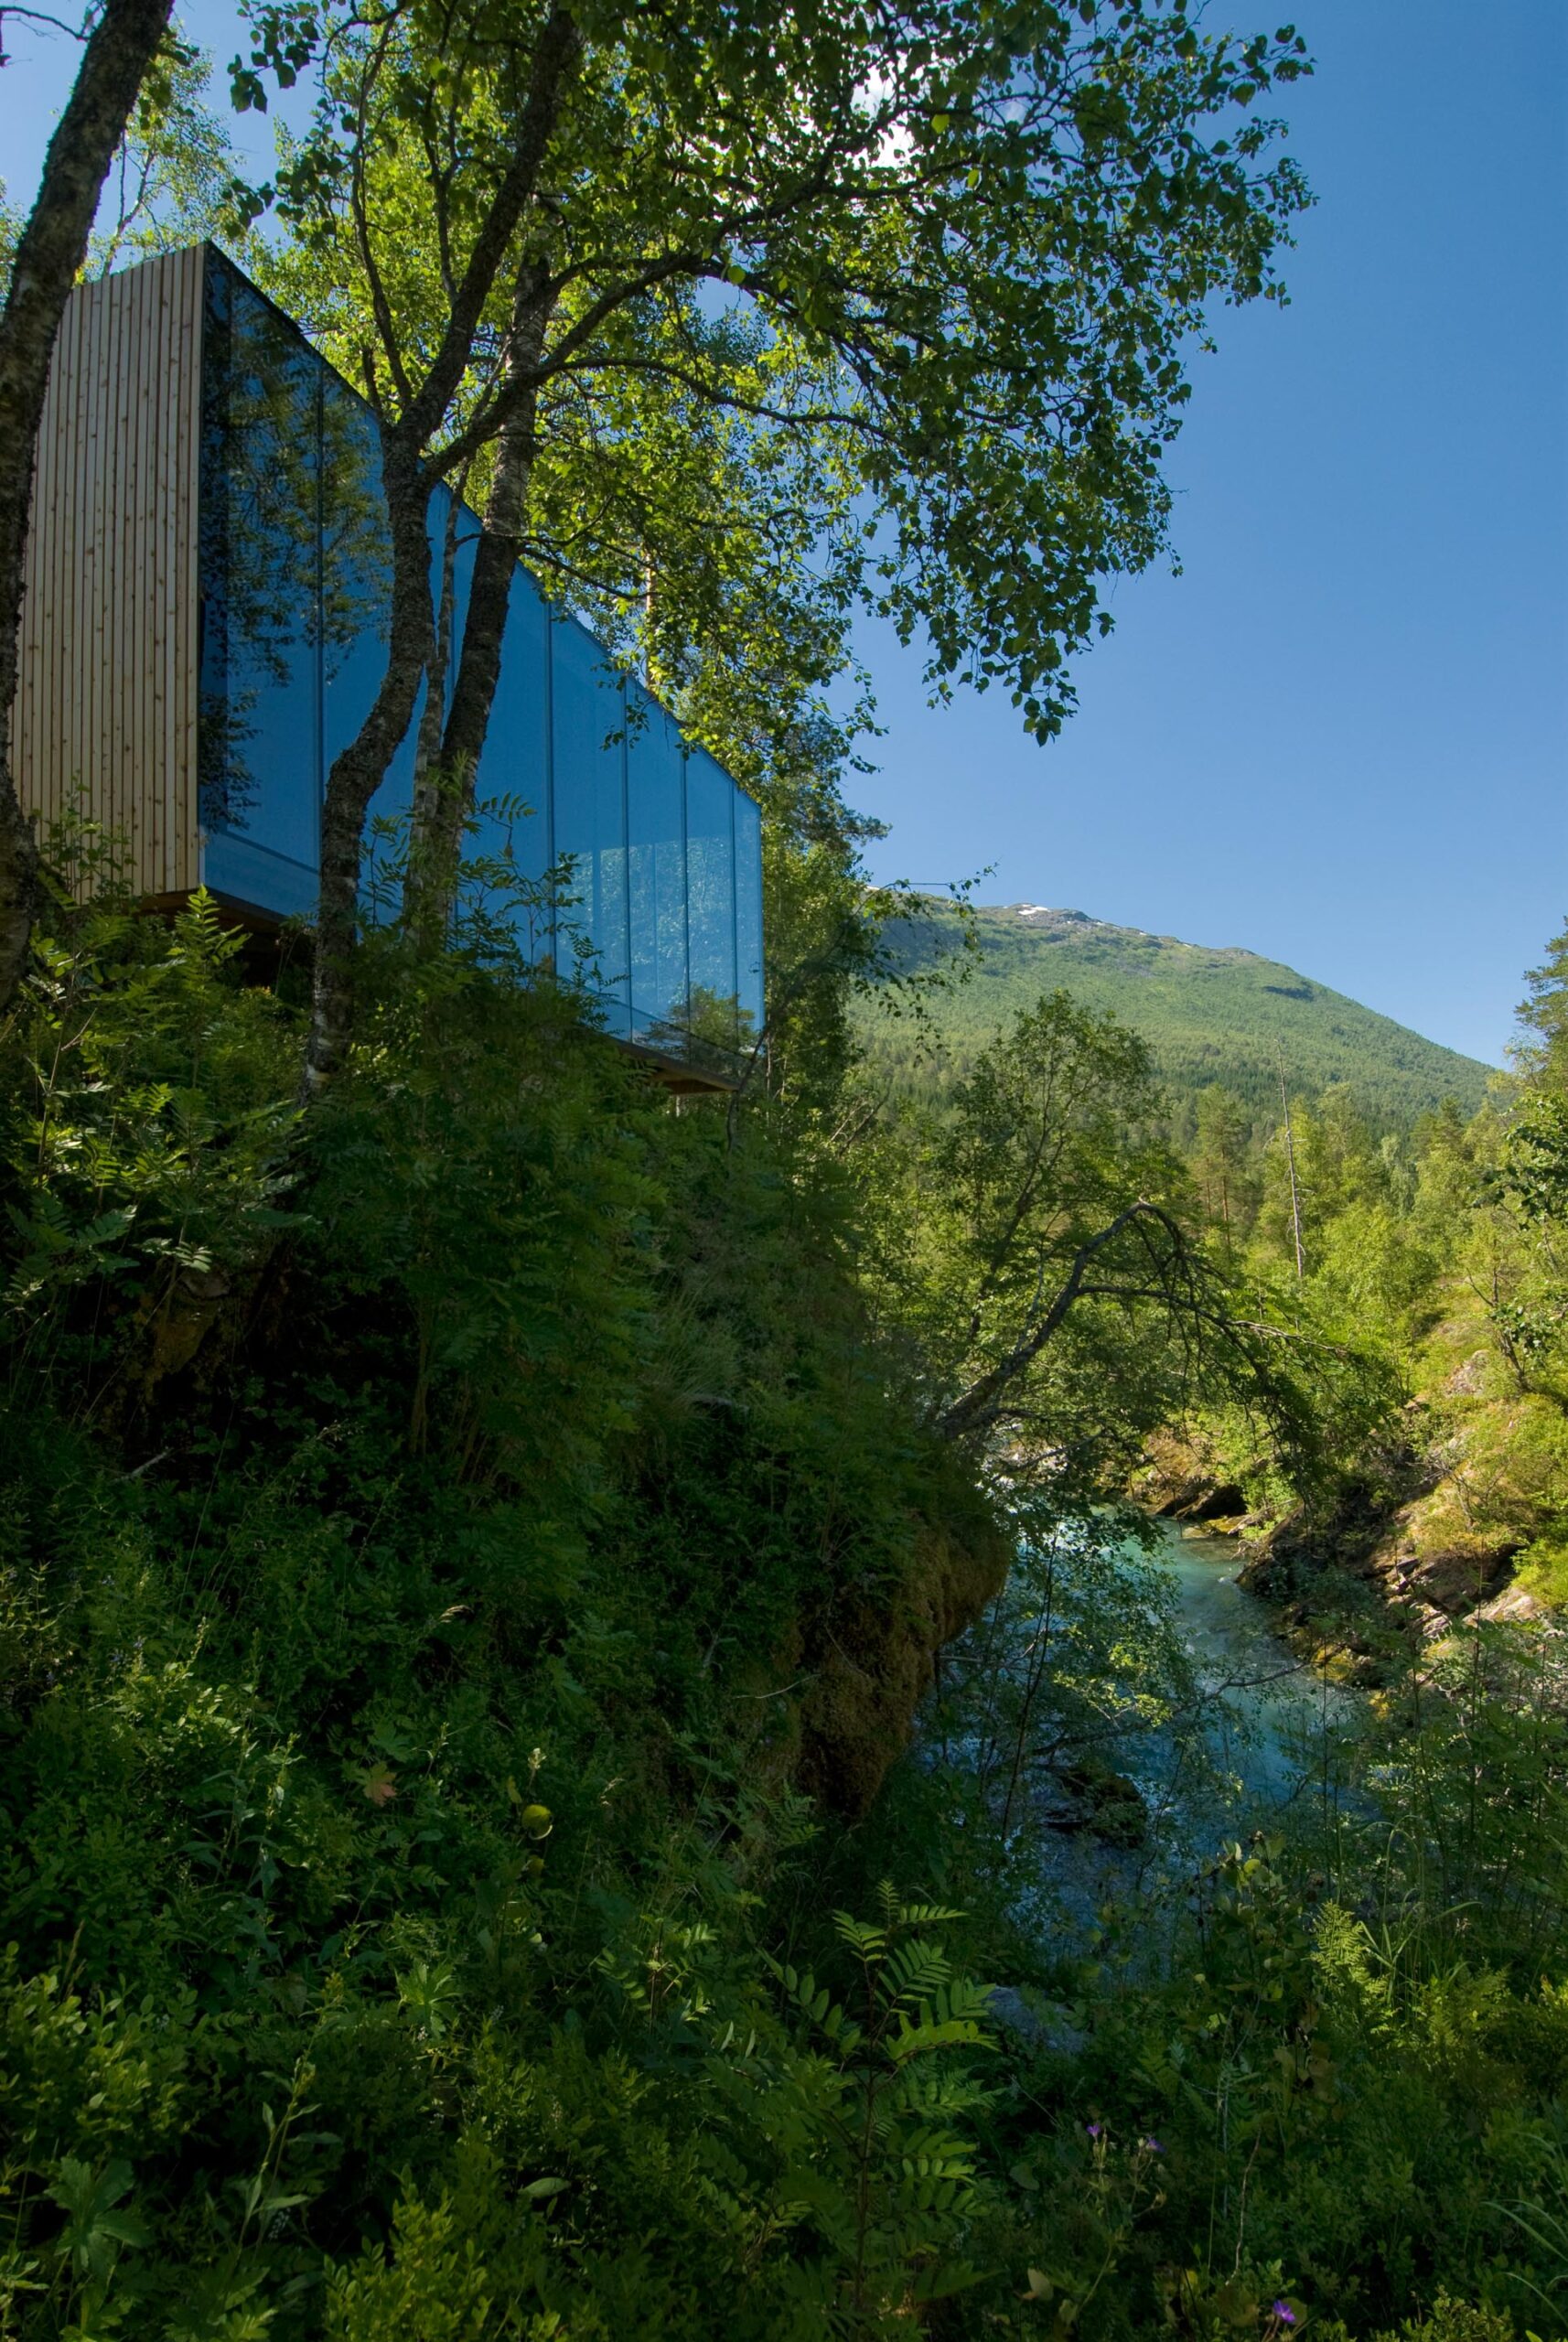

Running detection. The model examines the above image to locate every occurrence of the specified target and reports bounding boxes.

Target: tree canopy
[223,0,1310,1079]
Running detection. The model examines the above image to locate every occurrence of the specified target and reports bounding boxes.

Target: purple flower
[1273,2305,1297,2327]
[1085,2122,1102,2139]
[1140,2136,1164,2154]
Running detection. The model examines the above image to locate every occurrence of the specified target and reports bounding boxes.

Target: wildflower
[1272,2304,1297,2327]
[1085,2122,1102,2139]
[1140,2136,1164,2154]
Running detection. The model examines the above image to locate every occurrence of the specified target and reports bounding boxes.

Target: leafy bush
[5,876,1568,2339]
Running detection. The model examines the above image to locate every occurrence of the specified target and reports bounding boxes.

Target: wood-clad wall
[14,246,204,897]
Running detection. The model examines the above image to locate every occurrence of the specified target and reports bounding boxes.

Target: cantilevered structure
[14,245,764,1082]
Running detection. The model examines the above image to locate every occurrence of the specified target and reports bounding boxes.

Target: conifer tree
[1520,920,1568,1088]
[1192,1083,1252,1249]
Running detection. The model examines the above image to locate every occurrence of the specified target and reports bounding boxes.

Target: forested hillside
[872,903,1493,1133]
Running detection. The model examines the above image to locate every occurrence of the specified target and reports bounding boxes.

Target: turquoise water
[1007,1520,1358,1932]
[1156,1520,1354,1815]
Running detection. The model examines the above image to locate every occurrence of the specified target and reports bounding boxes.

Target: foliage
[14,10,1568,2332]
[205,0,1316,1076]
[845,1685,1568,2341]
[0,178,23,298]
[925,1499,1210,1853]
[6,874,1568,2342]
[860,990,1316,1481]
[86,33,257,274]
[235,0,1310,742]
[1519,922,1568,1090]
[0,857,1025,2337]
[1,882,297,1376]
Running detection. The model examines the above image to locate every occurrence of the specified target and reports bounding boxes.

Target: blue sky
[850,0,1568,1067]
[3,0,1564,1064]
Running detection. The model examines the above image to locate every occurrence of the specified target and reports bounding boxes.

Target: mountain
[873,902,1497,1132]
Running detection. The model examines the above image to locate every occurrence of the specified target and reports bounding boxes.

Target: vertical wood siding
[14,246,203,896]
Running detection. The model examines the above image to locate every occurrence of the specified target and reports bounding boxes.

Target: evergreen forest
[867,907,1494,1138]
[2,6,1567,2341]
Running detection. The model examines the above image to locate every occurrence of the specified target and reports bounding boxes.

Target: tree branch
[935,1199,1190,1445]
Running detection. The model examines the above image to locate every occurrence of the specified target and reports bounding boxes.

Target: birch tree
[231,0,1310,1091]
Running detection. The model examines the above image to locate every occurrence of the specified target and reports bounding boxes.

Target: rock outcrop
[795,1504,1014,1817]
[1136,1335,1565,1674]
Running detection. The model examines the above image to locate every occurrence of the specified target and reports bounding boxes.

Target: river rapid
[1013,1518,1359,1941]
[1158,1519,1355,1810]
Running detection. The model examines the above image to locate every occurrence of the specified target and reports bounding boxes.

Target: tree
[869,993,1295,1469]
[0,0,179,1012]
[86,36,246,275]
[1520,919,1568,1090]
[230,0,1310,1089]
[1412,1096,1478,1251]
[1192,1082,1252,1250]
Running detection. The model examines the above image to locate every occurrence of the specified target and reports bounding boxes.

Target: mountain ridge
[875,900,1497,1132]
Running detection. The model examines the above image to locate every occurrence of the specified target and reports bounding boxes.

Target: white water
[1157,1519,1355,1813]
[1009,1520,1359,1935]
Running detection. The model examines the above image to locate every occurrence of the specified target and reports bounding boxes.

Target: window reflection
[734,790,764,1044]
[199,265,321,912]
[461,564,553,951]
[685,747,738,1055]
[551,616,629,1033]
[194,250,761,1076]
[627,685,688,1044]
[325,375,422,876]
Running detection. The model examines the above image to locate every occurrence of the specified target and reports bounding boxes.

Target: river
[1158,1519,1355,1811]
[1009,1518,1359,1938]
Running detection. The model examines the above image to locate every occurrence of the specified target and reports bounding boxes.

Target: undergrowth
[3,878,1567,2337]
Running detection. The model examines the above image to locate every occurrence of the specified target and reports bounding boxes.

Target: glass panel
[435,480,474,725]
[734,786,764,1043]
[626,682,687,1044]
[319,368,420,913]
[370,481,466,919]
[195,261,764,1033]
[199,260,321,913]
[462,563,553,953]
[549,616,628,1030]
[684,747,737,1052]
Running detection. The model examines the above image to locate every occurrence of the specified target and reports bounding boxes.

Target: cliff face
[793,1509,1015,1818]
[1238,1486,1512,1679]
[1133,1427,1250,1524]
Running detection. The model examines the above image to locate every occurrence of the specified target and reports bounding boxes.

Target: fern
[745,1895,996,2330]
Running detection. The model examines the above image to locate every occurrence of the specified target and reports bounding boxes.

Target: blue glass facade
[197,251,764,1074]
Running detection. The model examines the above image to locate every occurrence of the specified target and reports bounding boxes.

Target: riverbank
[1134,1400,1555,1688]
[1157,1520,1354,1803]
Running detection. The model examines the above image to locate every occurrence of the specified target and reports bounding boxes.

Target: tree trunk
[935,1200,1184,1446]
[408,274,557,933]
[403,469,468,939]
[299,14,579,1090]
[301,435,435,1100]
[0,0,176,1008]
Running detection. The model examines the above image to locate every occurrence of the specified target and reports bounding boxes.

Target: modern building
[15,244,765,1083]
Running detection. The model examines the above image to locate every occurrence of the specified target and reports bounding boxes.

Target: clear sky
[3,1,1564,1065]
[851,0,1568,1067]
